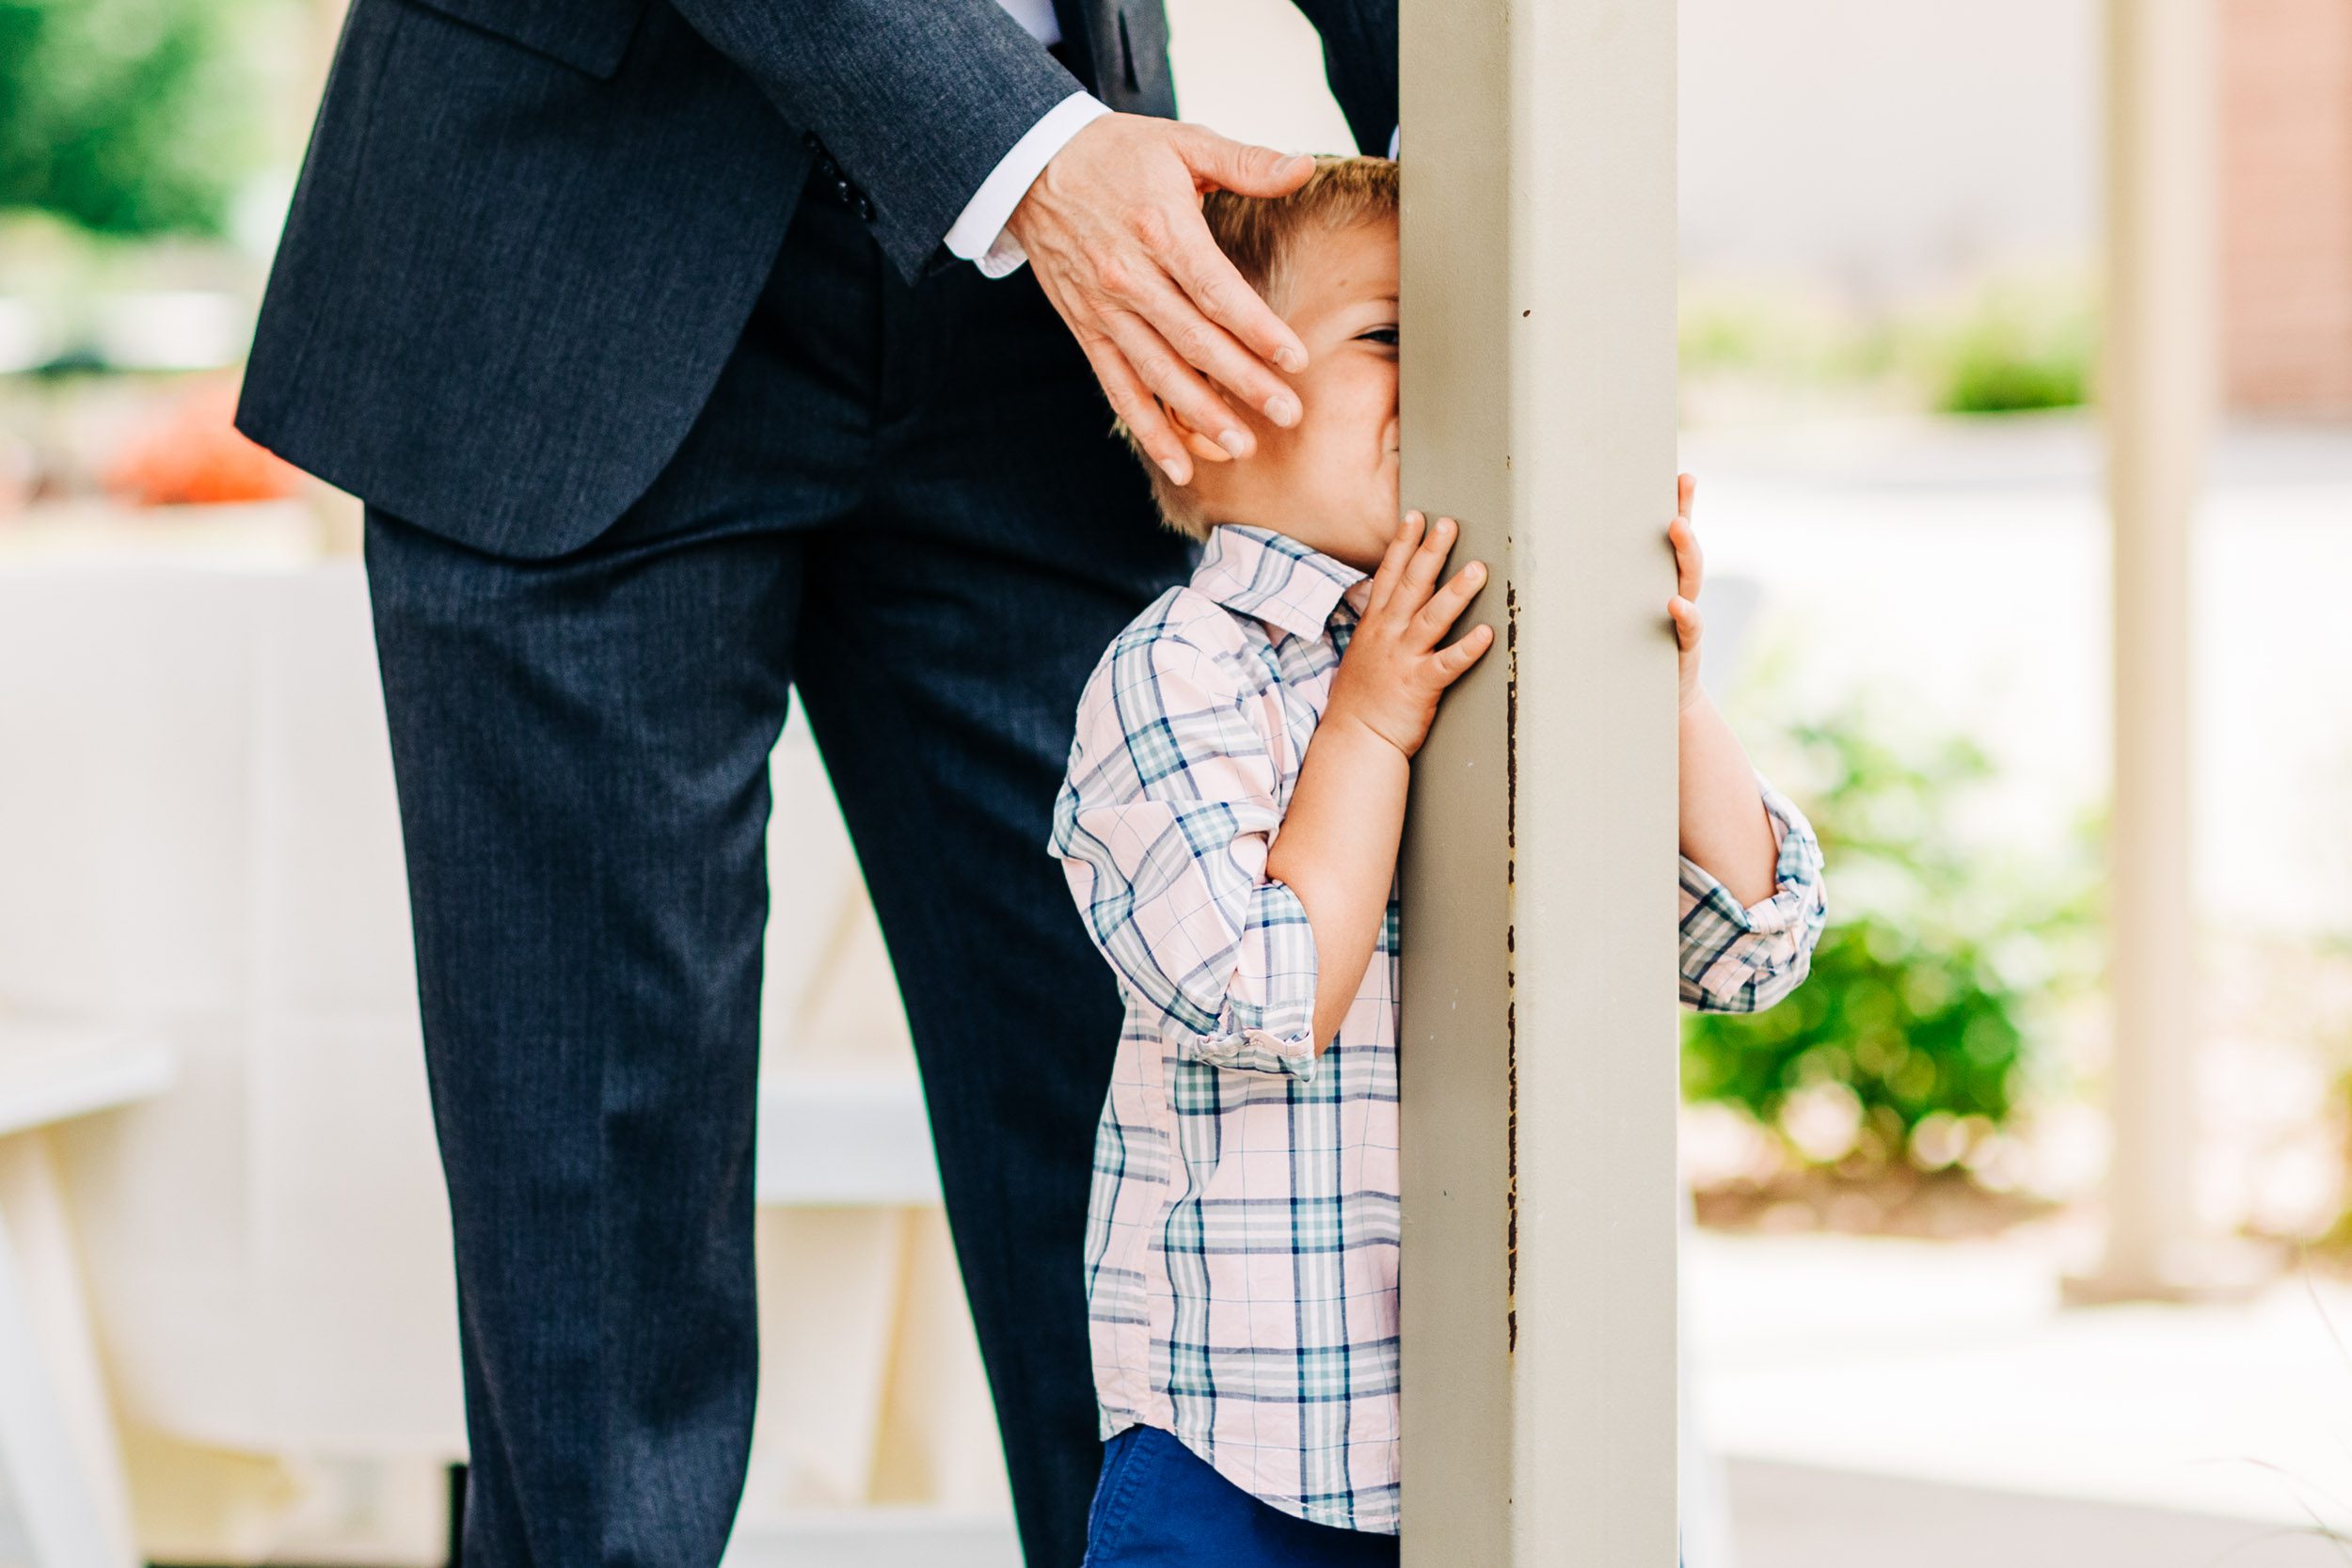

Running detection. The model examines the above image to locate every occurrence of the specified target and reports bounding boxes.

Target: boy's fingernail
[1265,392,1301,425]
[1276,347,1308,373]
[1158,454,1188,483]
[1217,428,1249,457]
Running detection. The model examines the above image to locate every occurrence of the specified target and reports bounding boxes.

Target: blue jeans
[1082,1426,1402,1567]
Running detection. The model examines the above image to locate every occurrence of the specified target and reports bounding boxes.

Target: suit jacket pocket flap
[399,0,646,78]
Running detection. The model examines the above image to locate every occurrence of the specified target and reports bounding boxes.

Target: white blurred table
[0,1022,172,1568]
[0,542,1006,1561]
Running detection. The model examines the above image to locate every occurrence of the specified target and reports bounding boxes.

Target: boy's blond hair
[1115,155,1398,542]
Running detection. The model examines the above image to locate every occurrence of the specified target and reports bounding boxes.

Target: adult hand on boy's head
[1009,114,1315,487]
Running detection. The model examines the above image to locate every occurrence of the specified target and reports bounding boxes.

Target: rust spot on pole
[1505,582,1520,1354]
[1503,585,1518,865]
[1506,992,1518,1354]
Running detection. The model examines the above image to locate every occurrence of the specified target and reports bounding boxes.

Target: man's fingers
[1016,116,1317,449]
[1178,124,1315,199]
[1164,230,1310,384]
[1098,308,1251,465]
[1129,261,1301,428]
[1079,331,1190,483]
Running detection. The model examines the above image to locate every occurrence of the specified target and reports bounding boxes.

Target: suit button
[834,179,856,206]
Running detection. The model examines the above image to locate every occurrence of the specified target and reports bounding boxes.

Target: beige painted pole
[1396,0,1682,1560]
[2069,0,2230,1305]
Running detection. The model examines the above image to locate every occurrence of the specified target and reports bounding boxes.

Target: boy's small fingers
[1438,624,1494,677]
[1403,515,1455,594]
[1388,511,1426,567]
[1366,512,1424,615]
[1678,471,1696,518]
[1671,519,1704,600]
[1411,560,1487,641]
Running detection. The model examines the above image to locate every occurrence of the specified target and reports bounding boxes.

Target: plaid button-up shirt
[1050,524,1827,1534]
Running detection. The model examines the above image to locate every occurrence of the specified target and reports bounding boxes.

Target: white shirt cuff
[1387,125,1399,159]
[946,92,1114,279]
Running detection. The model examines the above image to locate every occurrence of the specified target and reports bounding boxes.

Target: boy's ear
[1162,400,1235,466]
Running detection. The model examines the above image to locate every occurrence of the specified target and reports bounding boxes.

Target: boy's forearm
[1263,716,1407,1053]
[1678,689,1779,907]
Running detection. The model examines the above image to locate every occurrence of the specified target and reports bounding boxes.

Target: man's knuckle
[1127,205,1172,251]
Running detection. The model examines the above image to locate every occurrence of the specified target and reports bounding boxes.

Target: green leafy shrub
[0,0,262,237]
[1683,689,2100,1177]
[1906,275,2099,415]
[1677,271,2099,420]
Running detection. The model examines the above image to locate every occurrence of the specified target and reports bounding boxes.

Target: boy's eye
[1359,326,1399,347]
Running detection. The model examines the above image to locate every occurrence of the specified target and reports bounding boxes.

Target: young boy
[1050,156,1826,1565]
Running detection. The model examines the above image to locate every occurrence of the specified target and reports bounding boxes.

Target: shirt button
[855,196,876,222]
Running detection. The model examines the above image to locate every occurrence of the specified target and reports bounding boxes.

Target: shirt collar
[1192,525,1370,643]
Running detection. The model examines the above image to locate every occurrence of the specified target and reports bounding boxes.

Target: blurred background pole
[1396,0,1681,1560]
[2070,0,2225,1305]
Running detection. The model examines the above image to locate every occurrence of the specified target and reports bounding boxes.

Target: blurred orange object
[103,375,305,507]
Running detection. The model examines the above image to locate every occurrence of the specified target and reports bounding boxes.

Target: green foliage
[1915,277,2098,414]
[1678,285,1896,386]
[1683,688,2101,1176]
[0,0,262,237]
[1677,271,2099,419]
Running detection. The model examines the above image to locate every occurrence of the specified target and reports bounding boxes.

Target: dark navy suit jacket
[236,0,1398,559]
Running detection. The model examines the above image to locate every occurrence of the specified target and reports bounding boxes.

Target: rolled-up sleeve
[1678,777,1828,1014]
[1050,625,1321,1079]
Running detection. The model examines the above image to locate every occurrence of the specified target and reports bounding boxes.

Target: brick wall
[2221,0,2352,416]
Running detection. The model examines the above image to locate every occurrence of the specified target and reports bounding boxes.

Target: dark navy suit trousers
[364,176,1191,1568]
